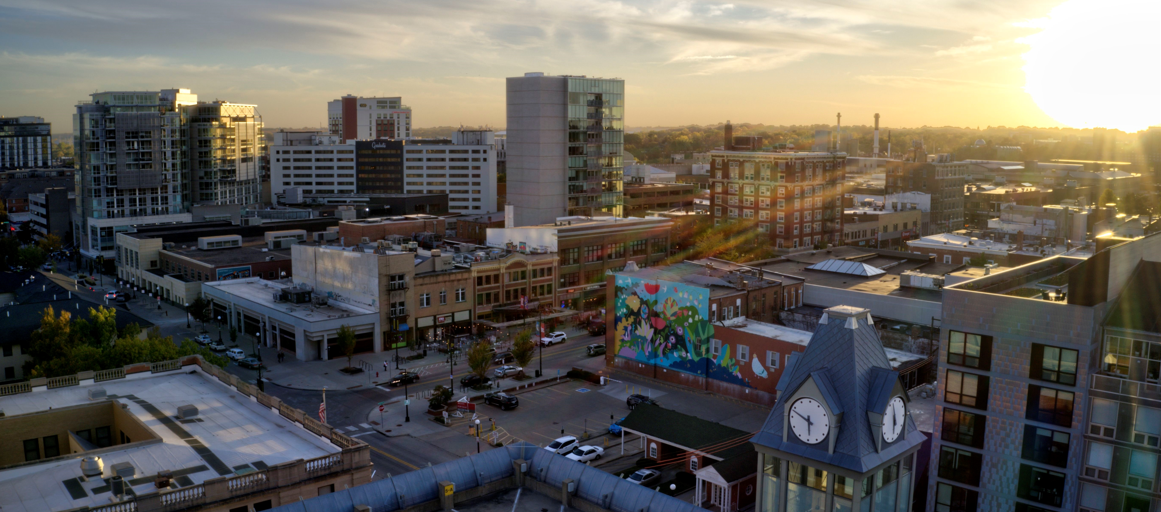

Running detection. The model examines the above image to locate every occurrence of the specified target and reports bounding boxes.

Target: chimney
[1016,230,1025,252]
[835,112,841,152]
[873,113,880,157]
[724,121,733,151]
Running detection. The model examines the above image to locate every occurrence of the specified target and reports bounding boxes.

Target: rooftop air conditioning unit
[81,457,104,477]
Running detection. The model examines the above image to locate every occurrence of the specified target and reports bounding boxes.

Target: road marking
[344,426,358,432]
[368,445,420,470]
[359,423,372,429]
[530,431,558,441]
[351,431,376,438]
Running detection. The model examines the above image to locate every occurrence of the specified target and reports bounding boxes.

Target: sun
[1020,0,1161,132]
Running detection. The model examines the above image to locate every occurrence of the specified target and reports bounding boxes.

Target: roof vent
[81,456,104,477]
[110,462,136,478]
[88,387,107,401]
[177,404,198,419]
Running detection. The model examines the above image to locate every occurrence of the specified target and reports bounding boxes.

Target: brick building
[337,215,449,246]
[708,149,846,250]
[454,212,505,244]
[623,182,698,217]
[885,150,966,234]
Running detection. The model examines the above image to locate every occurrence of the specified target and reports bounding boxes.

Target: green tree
[968,254,990,267]
[73,305,119,348]
[16,221,34,245]
[1098,189,1118,207]
[428,384,454,411]
[23,307,76,378]
[335,324,357,369]
[18,246,46,268]
[189,297,212,331]
[53,141,74,160]
[511,329,535,377]
[466,340,492,385]
[0,237,20,268]
[37,233,63,254]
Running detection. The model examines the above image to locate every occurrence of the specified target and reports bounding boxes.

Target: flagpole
[322,386,327,424]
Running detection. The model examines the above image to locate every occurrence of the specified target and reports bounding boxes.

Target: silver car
[626,468,661,486]
[493,365,522,378]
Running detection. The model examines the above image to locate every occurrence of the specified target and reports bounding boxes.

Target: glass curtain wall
[566,78,623,217]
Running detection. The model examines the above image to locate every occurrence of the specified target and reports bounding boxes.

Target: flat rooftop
[204,278,378,319]
[0,370,340,512]
[166,238,292,266]
[621,261,789,298]
[749,247,958,301]
[724,318,813,346]
[907,231,1095,258]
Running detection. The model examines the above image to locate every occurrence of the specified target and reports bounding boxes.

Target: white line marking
[359,423,372,429]
[344,426,358,432]
[351,431,376,438]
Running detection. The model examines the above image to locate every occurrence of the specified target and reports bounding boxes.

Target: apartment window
[737,345,749,362]
[1079,483,1107,511]
[562,247,580,266]
[1090,397,1118,438]
[711,338,722,357]
[945,370,988,409]
[42,435,60,458]
[935,483,977,512]
[942,408,985,448]
[629,240,647,257]
[1128,450,1157,491]
[1085,442,1113,480]
[938,446,982,486]
[947,331,990,370]
[94,427,111,447]
[1132,406,1161,447]
[583,245,602,263]
[1021,425,1069,468]
[1026,385,1074,427]
[420,293,431,308]
[456,288,465,302]
[690,456,698,471]
[23,439,39,462]
[1017,464,1065,507]
[1030,344,1078,386]
[606,243,625,260]
[388,274,406,290]
[439,290,447,305]
[766,351,780,369]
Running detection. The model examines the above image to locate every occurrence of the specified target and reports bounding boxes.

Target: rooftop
[747,247,958,301]
[710,150,846,158]
[725,319,813,346]
[906,231,1095,258]
[204,278,378,320]
[618,261,788,298]
[0,368,343,512]
[165,238,292,266]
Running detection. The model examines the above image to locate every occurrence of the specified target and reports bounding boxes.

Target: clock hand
[793,409,809,422]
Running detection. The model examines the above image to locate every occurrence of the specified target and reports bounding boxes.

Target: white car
[544,436,578,455]
[540,332,567,347]
[104,290,119,299]
[225,348,246,361]
[492,365,522,378]
[195,334,212,345]
[565,445,604,463]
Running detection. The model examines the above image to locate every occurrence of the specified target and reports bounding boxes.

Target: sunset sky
[1,0,1157,132]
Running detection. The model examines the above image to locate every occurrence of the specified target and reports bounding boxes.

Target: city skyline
[1,0,1157,133]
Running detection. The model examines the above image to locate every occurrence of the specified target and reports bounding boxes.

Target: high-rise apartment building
[506,73,624,225]
[0,116,51,169]
[188,101,262,205]
[928,233,1161,512]
[708,149,847,250]
[328,95,411,141]
[73,89,198,261]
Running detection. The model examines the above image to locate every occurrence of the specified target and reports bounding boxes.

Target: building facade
[842,207,922,249]
[187,101,262,205]
[885,152,966,234]
[270,132,356,197]
[0,116,51,169]
[356,139,404,195]
[328,95,411,141]
[402,130,498,213]
[28,187,71,241]
[506,73,625,225]
[709,150,847,250]
[623,182,698,217]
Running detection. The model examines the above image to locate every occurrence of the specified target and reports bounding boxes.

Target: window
[629,240,647,257]
[583,245,602,263]
[738,345,749,362]
[938,446,982,486]
[690,456,698,471]
[1133,406,1161,447]
[23,439,39,462]
[649,443,657,458]
[95,426,111,447]
[787,462,827,511]
[42,435,59,458]
[562,247,579,266]
[1026,385,1074,427]
[1021,425,1069,467]
[1089,397,1118,438]
[711,338,722,358]
[420,293,431,308]
[935,483,977,512]
[1079,483,1107,511]
[439,290,447,305]
[1128,450,1156,491]
[945,370,988,409]
[941,408,986,448]
[1030,344,1078,385]
[456,288,466,302]
[1085,442,1113,480]
[606,243,625,260]
[1017,464,1065,507]
[947,331,990,370]
[766,351,780,369]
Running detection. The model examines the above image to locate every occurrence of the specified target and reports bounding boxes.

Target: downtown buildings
[0,116,52,169]
[72,88,262,264]
[327,95,412,140]
[506,73,625,226]
[708,149,847,250]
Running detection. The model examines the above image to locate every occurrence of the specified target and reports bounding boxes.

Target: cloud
[856,74,1015,89]
[935,42,993,56]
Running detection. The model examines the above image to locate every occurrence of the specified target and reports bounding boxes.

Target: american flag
[319,402,326,423]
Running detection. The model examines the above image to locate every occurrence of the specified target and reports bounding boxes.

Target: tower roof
[751,306,925,473]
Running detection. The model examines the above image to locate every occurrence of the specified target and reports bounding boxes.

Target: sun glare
[1021,0,1161,132]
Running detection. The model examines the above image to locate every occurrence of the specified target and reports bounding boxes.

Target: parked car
[540,332,567,346]
[483,391,519,410]
[238,357,264,369]
[195,334,212,345]
[388,371,420,387]
[460,374,491,387]
[627,394,659,410]
[41,262,53,271]
[544,436,579,455]
[207,341,227,352]
[226,348,246,361]
[492,352,515,365]
[115,295,129,303]
[608,416,626,435]
[586,344,606,356]
[104,290,119,299]
[586,323,606,336]
[626,469,661,487]
[492,365,522,378]
[566,445,604,463]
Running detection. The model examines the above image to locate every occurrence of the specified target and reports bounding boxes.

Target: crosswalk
[340,423,378,437]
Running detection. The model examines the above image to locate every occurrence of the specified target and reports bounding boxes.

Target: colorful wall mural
[613,274,757,388]
[216,266,252,281]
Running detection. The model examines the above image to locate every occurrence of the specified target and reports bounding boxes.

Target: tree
[1098,189,1117,207]
[16,221,34,245]
[73,306,119,348]
[23,307,76,378]
[229,326,238,344]
[0,237,21,268]
[511,329,535,377]
[335,324,357,369]
[467,340,493,386]
[189,297,212,331]
[17,246,46,268]
[968,254,990,267]
[37,233,63,254]
[428,384,454,411]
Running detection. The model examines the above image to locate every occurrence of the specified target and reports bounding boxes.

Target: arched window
[690,456,699,471]
[649,443,658,458]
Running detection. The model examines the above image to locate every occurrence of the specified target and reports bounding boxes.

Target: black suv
[460,374,491,388]
[627,394,659,410]
[388,371,420,387]
[484,392,519,410]
[492,352,515,365]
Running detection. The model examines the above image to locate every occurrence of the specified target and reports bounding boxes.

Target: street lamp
[404,373,411,423]
[185,303,191,328]
[474,419,481,453]
[255,323,265,392]
[217,315,223,342]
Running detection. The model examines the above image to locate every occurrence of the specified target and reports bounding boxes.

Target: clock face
[789,398,830,445]
[882,396,906,443]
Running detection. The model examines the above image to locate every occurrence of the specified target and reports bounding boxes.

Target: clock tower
[751,306,925,512]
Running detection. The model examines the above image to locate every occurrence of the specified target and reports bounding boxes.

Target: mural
[613,274,755,388]
[216,266,252,281]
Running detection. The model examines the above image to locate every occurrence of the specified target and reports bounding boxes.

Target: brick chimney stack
[1016,230,1025,252]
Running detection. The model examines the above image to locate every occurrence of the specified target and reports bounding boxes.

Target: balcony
[389,307,408,318]
[387,281,408,291]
